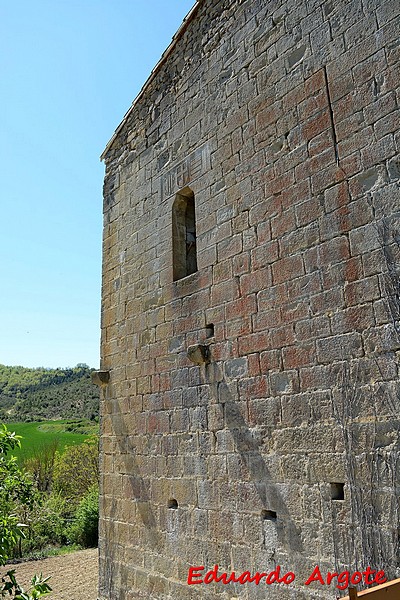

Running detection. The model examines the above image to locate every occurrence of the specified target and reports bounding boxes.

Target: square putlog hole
[331,482,344,501]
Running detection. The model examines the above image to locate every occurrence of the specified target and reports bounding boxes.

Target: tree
[52,437,99,509]
[22,441,59,493]
[67,484,99,548]
[0,424,51,598]
[0,425,32,564]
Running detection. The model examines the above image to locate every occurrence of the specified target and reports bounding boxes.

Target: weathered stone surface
[186,344,210,365]
[91,370,110,386]
[99,0,400,598]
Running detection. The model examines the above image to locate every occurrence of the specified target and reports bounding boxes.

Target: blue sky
[1,0,194,369]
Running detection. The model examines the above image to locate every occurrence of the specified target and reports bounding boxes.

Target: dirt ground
[3,548,98,600]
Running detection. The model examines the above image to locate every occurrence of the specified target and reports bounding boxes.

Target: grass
[9,544,83,563]
[6,420,98,463]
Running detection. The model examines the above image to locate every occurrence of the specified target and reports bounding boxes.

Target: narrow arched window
[172,187,197,281]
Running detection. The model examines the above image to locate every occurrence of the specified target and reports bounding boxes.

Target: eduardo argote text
[187,564,387,591]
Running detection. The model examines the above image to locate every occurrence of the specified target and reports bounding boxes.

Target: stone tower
[98,0,400,598]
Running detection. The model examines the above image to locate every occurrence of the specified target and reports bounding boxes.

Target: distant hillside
[0,363,100,422]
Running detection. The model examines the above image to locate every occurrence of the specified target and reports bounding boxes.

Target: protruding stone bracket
[187,344,210,365]
[91,370,110,387]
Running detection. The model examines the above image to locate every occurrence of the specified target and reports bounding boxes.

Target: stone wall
[99,0,400,598]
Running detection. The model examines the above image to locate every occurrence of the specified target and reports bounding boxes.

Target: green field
[6,419,98,463]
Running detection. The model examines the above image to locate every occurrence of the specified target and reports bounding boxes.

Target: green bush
[67,484,98,548]
[0,424,51,598]
[22,440,59,492]
[11,435,99,557]
[0,425,99,565]
[0,425,33,564]
[1,571,51,599]
[20,492,68,555]
[52,437,99,509]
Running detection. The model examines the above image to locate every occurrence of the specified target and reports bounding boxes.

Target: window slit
[172,187,197,281]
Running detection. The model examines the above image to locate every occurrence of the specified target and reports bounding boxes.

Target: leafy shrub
[0,424,51,598]
[67,484,98,548]
[52,437,99,509]
[22,441,59,492]
[1,571,51,599]
[12,435,99,557]
[0,425,33,564]
[20,492,68,554]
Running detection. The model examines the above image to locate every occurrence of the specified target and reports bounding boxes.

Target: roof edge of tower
[100,1,203,162]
